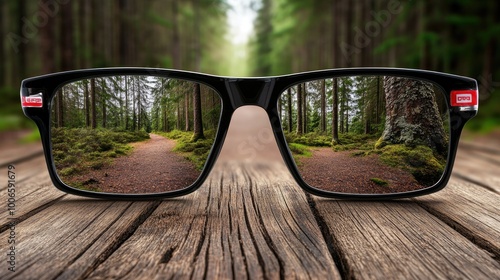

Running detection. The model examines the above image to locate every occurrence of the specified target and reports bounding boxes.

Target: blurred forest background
[1,0,499,134]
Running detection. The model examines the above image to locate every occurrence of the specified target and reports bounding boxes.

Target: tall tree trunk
[118,0,129,65]
[184,92,190,131]
[192,83,205,141]
[296,84,303,134]
[125,76,129,130]
[171,1,181,68]
[85,80,90,127]
[16,0,26,80]
[40,2,55,75]
[302,83,307,133]
[378,77,447,155]
[339,81,345,134]
[176,95,181,130]
[163,105,168,132]
[56,0,72,129]
[137,79,141,130]
[60,1,73,71]
[287,88,292,133]
[332,78,339,144]
[278,97,282,120]
[320,79,326,132]
[56,88,64,128]
[91,78,97,129]
[101,79,106,128]
[78,0,87,68]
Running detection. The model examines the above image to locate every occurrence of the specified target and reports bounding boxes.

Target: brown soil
[297,147,424,194]
[67,134,200,194]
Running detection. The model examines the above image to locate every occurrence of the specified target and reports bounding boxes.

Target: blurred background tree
[1,0,499,133]
[249,0,500,132]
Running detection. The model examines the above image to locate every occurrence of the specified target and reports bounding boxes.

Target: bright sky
[226,0,257,45]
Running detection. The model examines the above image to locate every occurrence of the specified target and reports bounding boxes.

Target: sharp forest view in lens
[280,76,449,194]
[50,76,221,193]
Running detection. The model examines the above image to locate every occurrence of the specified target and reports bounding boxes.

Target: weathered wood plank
[1,121,498,279]
[0,156,66,233]
[311,197,500,279]
[87,162,340,279]
[454,147,500,193]
[0,142,43,168]
[415,176,500,259]
[1,197,158,280]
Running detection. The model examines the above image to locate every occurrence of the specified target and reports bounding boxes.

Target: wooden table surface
[1,108,499,279]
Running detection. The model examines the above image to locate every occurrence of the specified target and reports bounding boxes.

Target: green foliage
[286,131,379,153]
[52,128,150,177]
[332,133,378,152]
[156,129,216,170]
[370,178,389,187]
[287,143,312,157]
[377,144,445,186]
[285,132,331,147]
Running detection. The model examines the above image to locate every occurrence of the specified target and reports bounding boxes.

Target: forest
[1,0,229,126]
[1,0,498,132]
[52,76,220,136]
[250,0,499,132]
[276,75,449,192]
[50,75,221,192]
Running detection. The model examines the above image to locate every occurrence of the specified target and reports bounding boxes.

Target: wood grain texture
[454,145,500,193]
[1,198,158,280]
[87,162,340,280]
[0,142,43,168]
[415,177,500,259]
[310,198,500,279]
[1,132,499,279]
[0,156,65,233]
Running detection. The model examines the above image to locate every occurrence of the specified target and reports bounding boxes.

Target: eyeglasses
[21,68,478,199]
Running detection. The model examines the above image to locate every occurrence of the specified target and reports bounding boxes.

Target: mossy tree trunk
[378,77,447,155]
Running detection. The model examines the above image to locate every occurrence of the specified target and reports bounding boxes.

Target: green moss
[288,143,312,157]
[284,132,331,147]
[156,129,215,170]
[51,128,150,179]
[351,151,367,157]
[378,144,445,186]
[370,178,389,187]
[374,137,386,149]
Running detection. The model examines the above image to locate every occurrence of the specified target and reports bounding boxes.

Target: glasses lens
[279,75,449,194]
[50,75,221,194]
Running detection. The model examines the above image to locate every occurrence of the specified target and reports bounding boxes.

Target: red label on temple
[21,95,43,108]
[451,90,477,107]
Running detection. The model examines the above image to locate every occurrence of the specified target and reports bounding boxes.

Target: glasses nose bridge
[225,78,276,109]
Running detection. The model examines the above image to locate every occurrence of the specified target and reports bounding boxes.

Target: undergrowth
[155,129,216,170]
[52,128,150,178]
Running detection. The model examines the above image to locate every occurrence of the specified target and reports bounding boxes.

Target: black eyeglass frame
[21,67,478,200]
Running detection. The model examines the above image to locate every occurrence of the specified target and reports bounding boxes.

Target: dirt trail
[71,133,200,193]
[298,147,423,194]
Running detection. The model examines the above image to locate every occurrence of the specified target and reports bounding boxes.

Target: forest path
[77,133,200,193]
[298,147,421,193]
